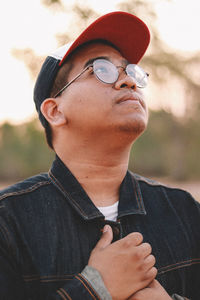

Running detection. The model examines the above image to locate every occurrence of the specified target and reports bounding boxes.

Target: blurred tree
[6,0,200,182]
[0,120,54,181]
[1,111,200,181]
[129,110,200,180]
[117,0,200,116]
[12,0,200,116]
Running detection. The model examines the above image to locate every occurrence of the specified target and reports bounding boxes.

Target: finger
[137,242,152,257]
[144,266,158,282]
[122,232,143,247]
[144,254,156,270]
[148,279,160,288]
[94,225,113,250]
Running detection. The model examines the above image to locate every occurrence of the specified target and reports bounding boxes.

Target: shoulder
[0,173,51,203]
[131,172,165,187]
[129,171,200,208]
[130,171,189,193]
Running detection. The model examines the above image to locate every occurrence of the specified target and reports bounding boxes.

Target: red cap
[59,11,150,66]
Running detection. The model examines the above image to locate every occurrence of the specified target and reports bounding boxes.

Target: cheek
[60,84,112,123]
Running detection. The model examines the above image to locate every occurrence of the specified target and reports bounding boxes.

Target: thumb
[95,225,113,250]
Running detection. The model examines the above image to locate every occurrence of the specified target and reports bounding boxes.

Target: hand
[88,225,157,300]
[128,279,172,300]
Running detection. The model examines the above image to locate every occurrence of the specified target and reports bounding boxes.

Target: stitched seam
[1,224,16,257]
[23,274,75,281]
[60,288,72,300]
[132,172,191,194]
[23,274,75,279]
[0,224,10,248]
[75,274,96,300]
[158,260,200,275]
[158,258,200,271]
[24,277,73,282]
[78,273,101,300]
[49,172,90,218]
[131,175,145,212]
[57,289,67,300]
[0,181,51,201]
[131,172,166,187]
[158,261,200,274]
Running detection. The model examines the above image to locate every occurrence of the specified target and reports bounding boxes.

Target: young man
[0,12,199,300]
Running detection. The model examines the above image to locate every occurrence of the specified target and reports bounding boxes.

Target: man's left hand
[128,279,172,300]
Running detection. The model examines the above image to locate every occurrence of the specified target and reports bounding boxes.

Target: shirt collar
[49,155,146,221]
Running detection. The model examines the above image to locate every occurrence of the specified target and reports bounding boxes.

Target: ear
[40,98,67,127]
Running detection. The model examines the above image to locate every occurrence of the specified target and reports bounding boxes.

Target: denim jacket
[0,155,199,300]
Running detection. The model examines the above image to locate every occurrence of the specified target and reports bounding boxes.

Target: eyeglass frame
[53,59,149,98]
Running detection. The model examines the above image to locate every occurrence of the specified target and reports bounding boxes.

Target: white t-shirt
[97,201,119,221]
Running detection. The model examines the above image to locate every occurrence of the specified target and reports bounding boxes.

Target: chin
[117,117,147,135]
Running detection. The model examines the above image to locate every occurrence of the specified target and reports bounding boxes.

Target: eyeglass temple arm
[54,65,92,98]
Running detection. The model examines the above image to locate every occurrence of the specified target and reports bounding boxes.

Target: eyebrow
[83,56,130,68]
[84,56,111,68]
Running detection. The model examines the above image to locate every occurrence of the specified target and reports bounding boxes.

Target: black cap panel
[34,56,60,127]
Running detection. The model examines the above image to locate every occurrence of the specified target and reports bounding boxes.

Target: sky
[0,0,200,124]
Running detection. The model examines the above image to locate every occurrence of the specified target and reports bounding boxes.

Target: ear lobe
[40,98,67,126]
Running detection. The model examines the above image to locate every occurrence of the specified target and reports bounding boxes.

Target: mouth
[116,93,145,108]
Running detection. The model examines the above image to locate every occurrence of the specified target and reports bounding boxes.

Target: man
[0,11,199,300]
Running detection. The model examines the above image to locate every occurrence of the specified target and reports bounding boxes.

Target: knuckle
[145,267,158,280]
[138,262,147,272]
[138,255,156,272]
[127,232,143,245]
[123,238,133,248]
[134,249,143,260]
[133,232,143,243]
[149,254,156,265]
[143,242,152,253]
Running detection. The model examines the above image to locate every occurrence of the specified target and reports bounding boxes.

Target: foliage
[130,110,200,180]
[0,120,54,181]
[5,0,200,182]
[0,112,200,182]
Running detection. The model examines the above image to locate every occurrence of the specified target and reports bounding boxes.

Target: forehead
[69,42,127,69]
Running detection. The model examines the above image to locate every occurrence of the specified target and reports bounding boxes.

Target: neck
[55,132,133,207]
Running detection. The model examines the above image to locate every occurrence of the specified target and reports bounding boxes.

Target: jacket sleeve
[0,230,192,300]
[171,294,190,300]
[49,266,111,300]
[0,219,111,300]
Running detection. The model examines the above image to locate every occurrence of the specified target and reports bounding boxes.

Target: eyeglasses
[54,58,149,98]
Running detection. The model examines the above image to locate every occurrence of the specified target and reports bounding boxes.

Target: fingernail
[103,225,109,233]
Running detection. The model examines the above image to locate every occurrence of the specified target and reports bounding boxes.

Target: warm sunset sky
[0,0,199,124]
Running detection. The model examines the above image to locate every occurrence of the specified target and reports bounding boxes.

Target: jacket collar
[49,155,146,221]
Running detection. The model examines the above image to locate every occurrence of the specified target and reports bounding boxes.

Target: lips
[117,93,144,105]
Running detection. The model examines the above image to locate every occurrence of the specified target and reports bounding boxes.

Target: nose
[114,73,137,90]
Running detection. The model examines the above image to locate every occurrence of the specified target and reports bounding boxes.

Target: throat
[58,154,129,207]
[78,168,126,207]
[85,189,119,207]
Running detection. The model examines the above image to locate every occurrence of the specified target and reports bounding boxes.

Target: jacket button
[112,226,120,239]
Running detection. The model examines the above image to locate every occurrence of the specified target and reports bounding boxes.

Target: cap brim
[59,11,150,66]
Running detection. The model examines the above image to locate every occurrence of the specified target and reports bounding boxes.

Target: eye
[95,65,109,74]
[93,59,118,84]
[126,64,148,88]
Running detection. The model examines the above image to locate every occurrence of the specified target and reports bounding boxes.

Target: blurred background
[0,0,200,200]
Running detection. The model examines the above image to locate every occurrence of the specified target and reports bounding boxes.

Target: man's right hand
[88,225,157,300]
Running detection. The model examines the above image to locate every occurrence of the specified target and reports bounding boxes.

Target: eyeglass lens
[93,59,148,88]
